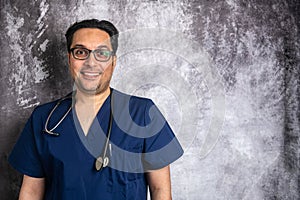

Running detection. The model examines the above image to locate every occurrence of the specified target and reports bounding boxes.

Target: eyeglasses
[70,47,114,62]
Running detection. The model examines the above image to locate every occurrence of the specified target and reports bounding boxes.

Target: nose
[84,52,109,71]
[85,52,98,67]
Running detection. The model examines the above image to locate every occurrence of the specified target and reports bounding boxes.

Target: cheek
[69,61,80,77]
[104,66,114,80]
[104,64,113,74]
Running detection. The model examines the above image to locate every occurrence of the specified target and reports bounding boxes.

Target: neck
[75,87,111,108]
[74,88,111,136]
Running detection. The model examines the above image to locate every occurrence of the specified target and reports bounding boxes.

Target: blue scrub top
[9,89,183,200]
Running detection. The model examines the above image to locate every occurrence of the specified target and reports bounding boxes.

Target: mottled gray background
[1,0,299,199]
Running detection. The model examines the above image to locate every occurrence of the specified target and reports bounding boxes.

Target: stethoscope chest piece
[95,156,109,171]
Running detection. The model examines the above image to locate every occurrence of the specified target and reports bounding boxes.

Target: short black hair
[65,19,119,55]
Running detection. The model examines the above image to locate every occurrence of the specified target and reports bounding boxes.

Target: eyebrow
[72,44,111,49]
[73,44,85,48]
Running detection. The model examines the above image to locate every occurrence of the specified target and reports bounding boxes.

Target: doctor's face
[68,28,116,95]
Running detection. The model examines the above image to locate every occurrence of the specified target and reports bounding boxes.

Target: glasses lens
[73,48,89,59]
[94,49,112,61]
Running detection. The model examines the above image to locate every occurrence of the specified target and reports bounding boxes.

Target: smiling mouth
[80,71,102,77]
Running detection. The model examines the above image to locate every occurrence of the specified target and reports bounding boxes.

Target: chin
[75,84,98,95]
[81,86,109,95]
[76,79,110,95]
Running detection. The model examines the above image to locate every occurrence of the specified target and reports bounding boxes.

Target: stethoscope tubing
[43,92,113,171]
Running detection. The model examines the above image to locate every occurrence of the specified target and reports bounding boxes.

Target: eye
[100,51,111,57]
[95,49,112,60]
[74,48,89,58]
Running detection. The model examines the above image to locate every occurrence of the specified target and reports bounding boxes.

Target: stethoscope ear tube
[43,129,60,136]
[43,94,73,136]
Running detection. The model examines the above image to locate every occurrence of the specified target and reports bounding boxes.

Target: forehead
[71,28,111,48]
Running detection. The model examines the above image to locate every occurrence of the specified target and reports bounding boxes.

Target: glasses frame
[69,47,114,62]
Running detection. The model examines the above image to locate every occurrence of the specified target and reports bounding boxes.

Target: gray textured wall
[1,0,299,199]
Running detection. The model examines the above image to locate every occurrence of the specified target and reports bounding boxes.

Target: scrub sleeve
[142,100,184,170]
[8,112,45,178]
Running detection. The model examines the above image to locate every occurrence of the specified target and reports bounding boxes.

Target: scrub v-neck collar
[72,93,111,158]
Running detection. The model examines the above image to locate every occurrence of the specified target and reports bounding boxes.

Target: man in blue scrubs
[9,19,183,200]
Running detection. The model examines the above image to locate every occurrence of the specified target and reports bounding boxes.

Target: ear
[112,55,117,70]
[67,52,71,66]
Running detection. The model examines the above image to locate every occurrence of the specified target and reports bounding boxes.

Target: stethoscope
[43,92,113,171]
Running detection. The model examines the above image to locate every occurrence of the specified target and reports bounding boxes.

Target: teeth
[81,72,101,76]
